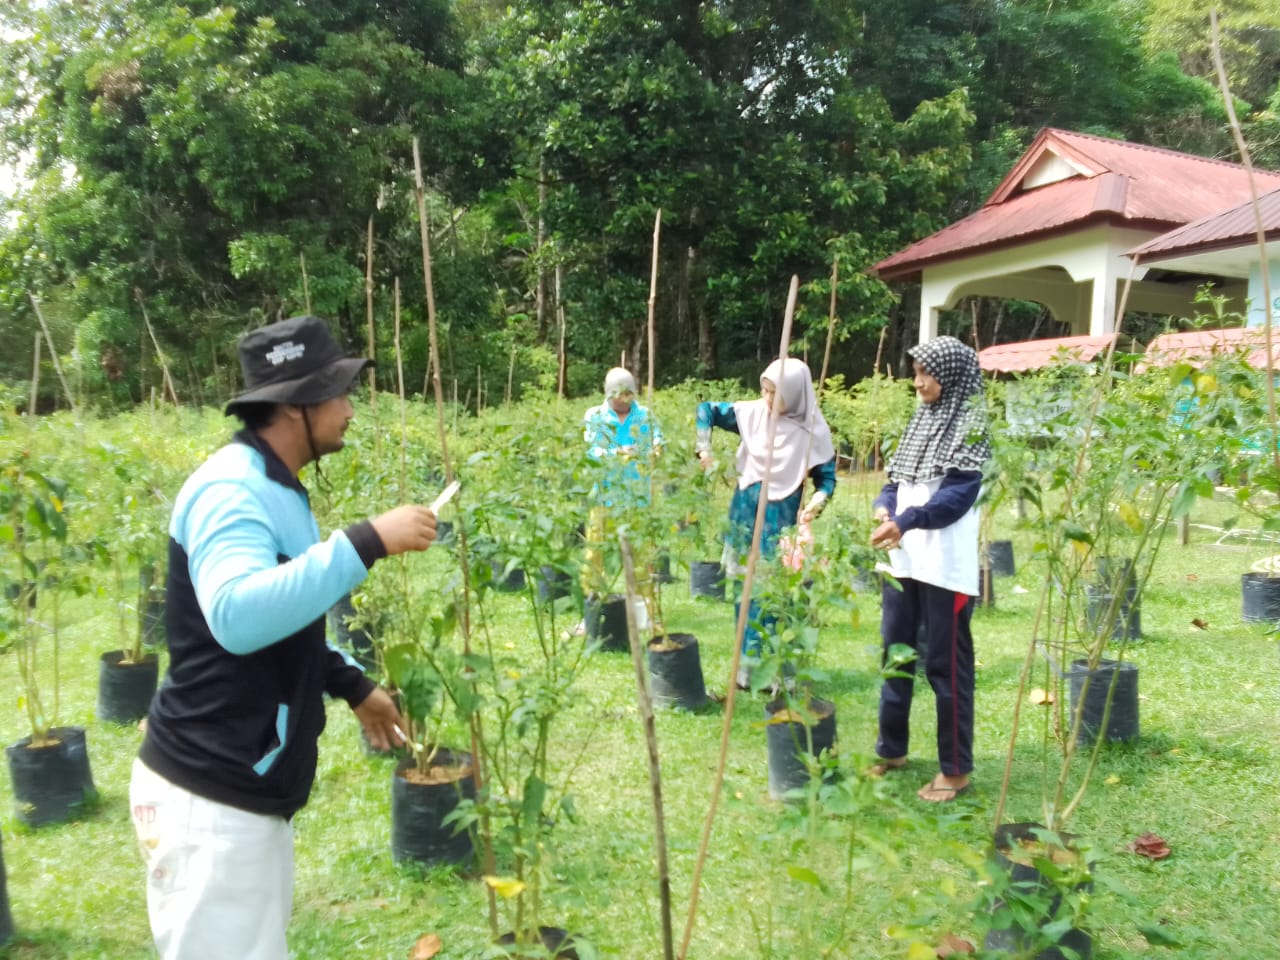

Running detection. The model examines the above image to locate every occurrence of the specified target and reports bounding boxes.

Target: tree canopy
[0,0,1267,408]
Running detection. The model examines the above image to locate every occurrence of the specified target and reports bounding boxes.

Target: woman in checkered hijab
[868,335,991,803]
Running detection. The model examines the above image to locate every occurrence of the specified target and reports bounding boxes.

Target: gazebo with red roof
[872,128,1280,344]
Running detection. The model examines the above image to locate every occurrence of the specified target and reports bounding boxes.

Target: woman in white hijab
[695,357,836,689]
[868,335,990,802]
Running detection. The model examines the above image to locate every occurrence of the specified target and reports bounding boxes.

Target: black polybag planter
[1085,584,1141,641]
[390,751,475,865]
[0,835,12,946]
[984,822,1093,960]
[6,726,97,827]
[491,560,527,593]
[140,590,166,648]
[584,594,629,652]
[496,926,580,959]
[1067,658,1139,743]
[647,633,709,710]
[689,561,725,601]
[764,697,836,800]
[987,540,1016,577]
[652,551,675,584]
[1241,572,1280,623]
[536,565,572,604]
[96,650,160,724]
[328,593,377,672]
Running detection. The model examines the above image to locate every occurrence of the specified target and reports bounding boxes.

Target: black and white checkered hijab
[888,336,991,484]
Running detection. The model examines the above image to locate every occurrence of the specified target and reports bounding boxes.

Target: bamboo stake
[506,342,516,405]
[28,294,76,414]
[365,218,378,406]
[300,251,312,314]
[817,255,839,393]
[647,209,661,404]
[619,537,674,960]
[1210,10,1278,480]
[394,279,407,499]
[29,332,40,420]
[135,289,179,405]
[556,262,567,398]
[412,136,495,932]
[680,276,799,960]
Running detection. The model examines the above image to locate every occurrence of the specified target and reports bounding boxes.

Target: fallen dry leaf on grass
[1126,832,1171,860]
[936,931,976,955]
[1029,688,1054,705]
[409,933,443,959]
[1191,617,1209,630]
[1185,573,1199,581]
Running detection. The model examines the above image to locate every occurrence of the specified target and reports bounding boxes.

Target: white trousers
[130,759,294,960]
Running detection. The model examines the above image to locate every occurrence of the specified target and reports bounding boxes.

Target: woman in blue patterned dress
[695,358,836,689]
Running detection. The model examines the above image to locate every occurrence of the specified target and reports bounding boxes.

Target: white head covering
[732,357,836,500]
[604,367,637,399]
[889,336,991,483]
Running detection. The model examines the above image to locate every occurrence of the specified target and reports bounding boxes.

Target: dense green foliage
[2,354,1280,955]
[0,1,1273,409]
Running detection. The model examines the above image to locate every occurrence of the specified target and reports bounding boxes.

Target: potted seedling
[982,346,1223,955]
[2,450,98,827]
[92,441,169,723]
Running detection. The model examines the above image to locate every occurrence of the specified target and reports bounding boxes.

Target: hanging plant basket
[6,726,98,827]
[647,633,709,710]
[390,750,475,866]
[96,650,160,724]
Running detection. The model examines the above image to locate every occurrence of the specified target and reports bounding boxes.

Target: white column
[918,301,940,343]
[1088,264,1116,335]
[1247,260,1280,328]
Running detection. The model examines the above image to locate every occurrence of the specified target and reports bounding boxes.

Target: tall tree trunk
[535,156,548,342]
[689,245,715,375]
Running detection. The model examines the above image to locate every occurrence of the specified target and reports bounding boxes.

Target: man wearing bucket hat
[130,315,439,960]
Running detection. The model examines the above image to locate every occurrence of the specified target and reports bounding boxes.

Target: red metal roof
[978,334,1119,373]
[874,128,1280,281]
[1128,187,1280,262]
[1140,326,1280,370]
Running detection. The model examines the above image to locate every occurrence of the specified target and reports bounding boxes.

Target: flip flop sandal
[867,759,907,777]
[918,778,971,802]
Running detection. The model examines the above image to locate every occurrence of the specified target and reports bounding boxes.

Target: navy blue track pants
[876,577,975,777]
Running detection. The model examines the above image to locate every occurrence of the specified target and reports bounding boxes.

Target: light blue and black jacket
[139,431,386,818]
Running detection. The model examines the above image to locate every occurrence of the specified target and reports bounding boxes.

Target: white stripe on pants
[130,758,294,960]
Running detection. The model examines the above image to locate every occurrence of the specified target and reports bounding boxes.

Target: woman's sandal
[917,776,971,802]
[867,758,907,778]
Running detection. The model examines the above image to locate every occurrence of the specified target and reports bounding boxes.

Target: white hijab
[732,358,836,501]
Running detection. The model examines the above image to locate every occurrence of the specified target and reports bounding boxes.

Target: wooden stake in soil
[680,276,800,960]
[27,293,76,414]
[135,289,179,405]
[299,251,312,314]
[365,218,378,406]
[619,537,674,960]
[29,332,40,420]
[412,137,495,932]
[647,209,661,405]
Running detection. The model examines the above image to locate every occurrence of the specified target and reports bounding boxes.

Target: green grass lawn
[2,484,1279,959]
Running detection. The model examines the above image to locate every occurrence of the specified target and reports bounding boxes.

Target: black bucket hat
[224,315,372,415]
